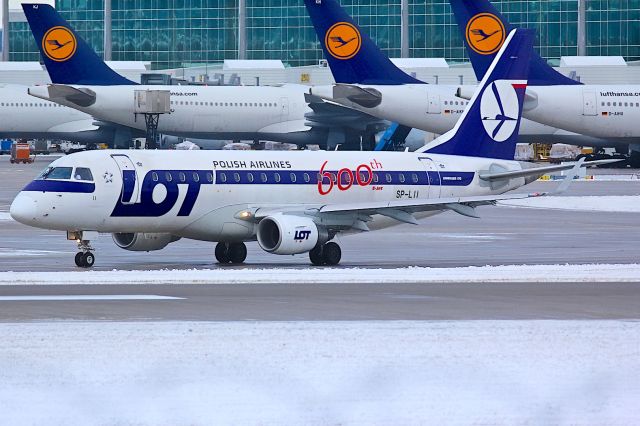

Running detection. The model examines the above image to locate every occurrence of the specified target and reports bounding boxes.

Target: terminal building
[4,0,640,70]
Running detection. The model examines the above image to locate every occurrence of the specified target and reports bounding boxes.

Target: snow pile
[0,321,637,425]
[1,264,640,285]
[500,196,640,212]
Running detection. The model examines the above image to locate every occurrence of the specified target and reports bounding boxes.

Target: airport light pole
[1,0,9,62]
[104,0,112,61]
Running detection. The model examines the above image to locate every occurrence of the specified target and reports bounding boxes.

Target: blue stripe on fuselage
[22,180,95,193]
[214,170,474,187]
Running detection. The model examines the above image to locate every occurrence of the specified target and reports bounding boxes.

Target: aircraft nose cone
[10,194,38,226]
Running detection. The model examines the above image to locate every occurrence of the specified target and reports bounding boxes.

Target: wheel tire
[75,252,85,268]
[228,243,248,264]
[215,243,230,264]
[82,252,95,268]
[322,242,342,266]
[309,246,325,266]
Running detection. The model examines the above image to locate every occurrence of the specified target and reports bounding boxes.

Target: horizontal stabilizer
[479,159,621,182]
[28,84,96,107]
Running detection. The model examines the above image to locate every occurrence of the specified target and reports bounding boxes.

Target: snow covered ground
[1,263,640,285]
[500,195,640,212]
[0,321,637,425]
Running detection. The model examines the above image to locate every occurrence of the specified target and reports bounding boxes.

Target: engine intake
[112,233,179,252]
[257,214,320,255]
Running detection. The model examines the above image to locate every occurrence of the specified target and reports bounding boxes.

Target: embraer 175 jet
[448,0,640,166]
[21,3,383,150]
[10,30,609,268]
[304,0,618,151]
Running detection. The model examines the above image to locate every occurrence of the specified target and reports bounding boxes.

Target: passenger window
[234,173,241,183]
[166,172,173,182]
[304,173,310,183]
[207,173,213,183]
[374,174,379,184]
[274,173,281,183]
[247,173,254,183]
[385,173,392,183]
[45,167,73,180]
[261,173,268,183]
[193,172,200,182]
[412,173,419,183]
[290,173,297,183]
[220,173,227,183]
[179,172,186,182]
[399,174,405,183]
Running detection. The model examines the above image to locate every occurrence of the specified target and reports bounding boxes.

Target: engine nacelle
[112,233,179,252]
[257,214,320,255]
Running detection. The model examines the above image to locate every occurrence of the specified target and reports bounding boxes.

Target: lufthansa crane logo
[325,22,362,60]
[480,81,525,142]
[42,26,77,62]
[466,13,505,55]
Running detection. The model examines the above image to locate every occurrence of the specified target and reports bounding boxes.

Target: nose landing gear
[69,231,97,268]
[309,242,342,266]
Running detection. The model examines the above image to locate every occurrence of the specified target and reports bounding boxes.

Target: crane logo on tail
[325,22,362,60]
[43,26,77,62]
[466,13,505,55]
[480,81,525,142]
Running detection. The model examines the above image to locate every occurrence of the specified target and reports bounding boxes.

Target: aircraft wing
[47,119,100,133]
[29,84,97,107]
[304,93,386,130]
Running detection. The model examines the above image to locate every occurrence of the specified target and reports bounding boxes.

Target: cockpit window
[74,168,94,181]
[39,167,73,180]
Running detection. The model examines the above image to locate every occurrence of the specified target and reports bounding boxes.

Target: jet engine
[112,233,180,252]
[257,215,323,255]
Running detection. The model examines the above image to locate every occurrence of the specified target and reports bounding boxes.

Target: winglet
[22,3,135,85]
[551,158,586,195]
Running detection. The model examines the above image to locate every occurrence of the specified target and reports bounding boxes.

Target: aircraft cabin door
[111,154,139,205]
[418,157,442,199]
[427,94,441,114]
[582,89,598,116]
[280,97,290,121]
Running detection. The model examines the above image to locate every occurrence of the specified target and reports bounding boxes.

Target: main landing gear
[309,242,342,266]
[215,242,248,265]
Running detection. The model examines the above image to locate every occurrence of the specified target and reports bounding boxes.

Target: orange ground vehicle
[10,143,34,164]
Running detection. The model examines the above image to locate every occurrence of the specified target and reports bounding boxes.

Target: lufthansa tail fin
[22,3,135,85]
[420,29,533,160]
[449,0,580,86]
[303,0,423,85]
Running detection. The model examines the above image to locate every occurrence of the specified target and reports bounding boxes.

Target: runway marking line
[0,295,185,302]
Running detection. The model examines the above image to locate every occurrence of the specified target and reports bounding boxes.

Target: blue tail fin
[22,3,135,85]
[303,0,423,85]
[421,29,533,160]
[449,0,580,86]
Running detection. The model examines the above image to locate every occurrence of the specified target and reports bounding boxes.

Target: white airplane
[10,30,608,268]
[0,83,142,147]
[303,0,627,155]
[448,0,640,164]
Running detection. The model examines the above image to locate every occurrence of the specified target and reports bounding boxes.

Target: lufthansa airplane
[0,83,144,147]
[304,0,618,151]
[10,30,607,268]
[448,0,640,165]
[22,3,388,149]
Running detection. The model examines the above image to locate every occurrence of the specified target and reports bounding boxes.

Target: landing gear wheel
[215,243,230,264]
[75,252,85,268]
[82,252,95,268]
[322,242,342,266]
[309,246,325,266]
[228,243,248,264]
